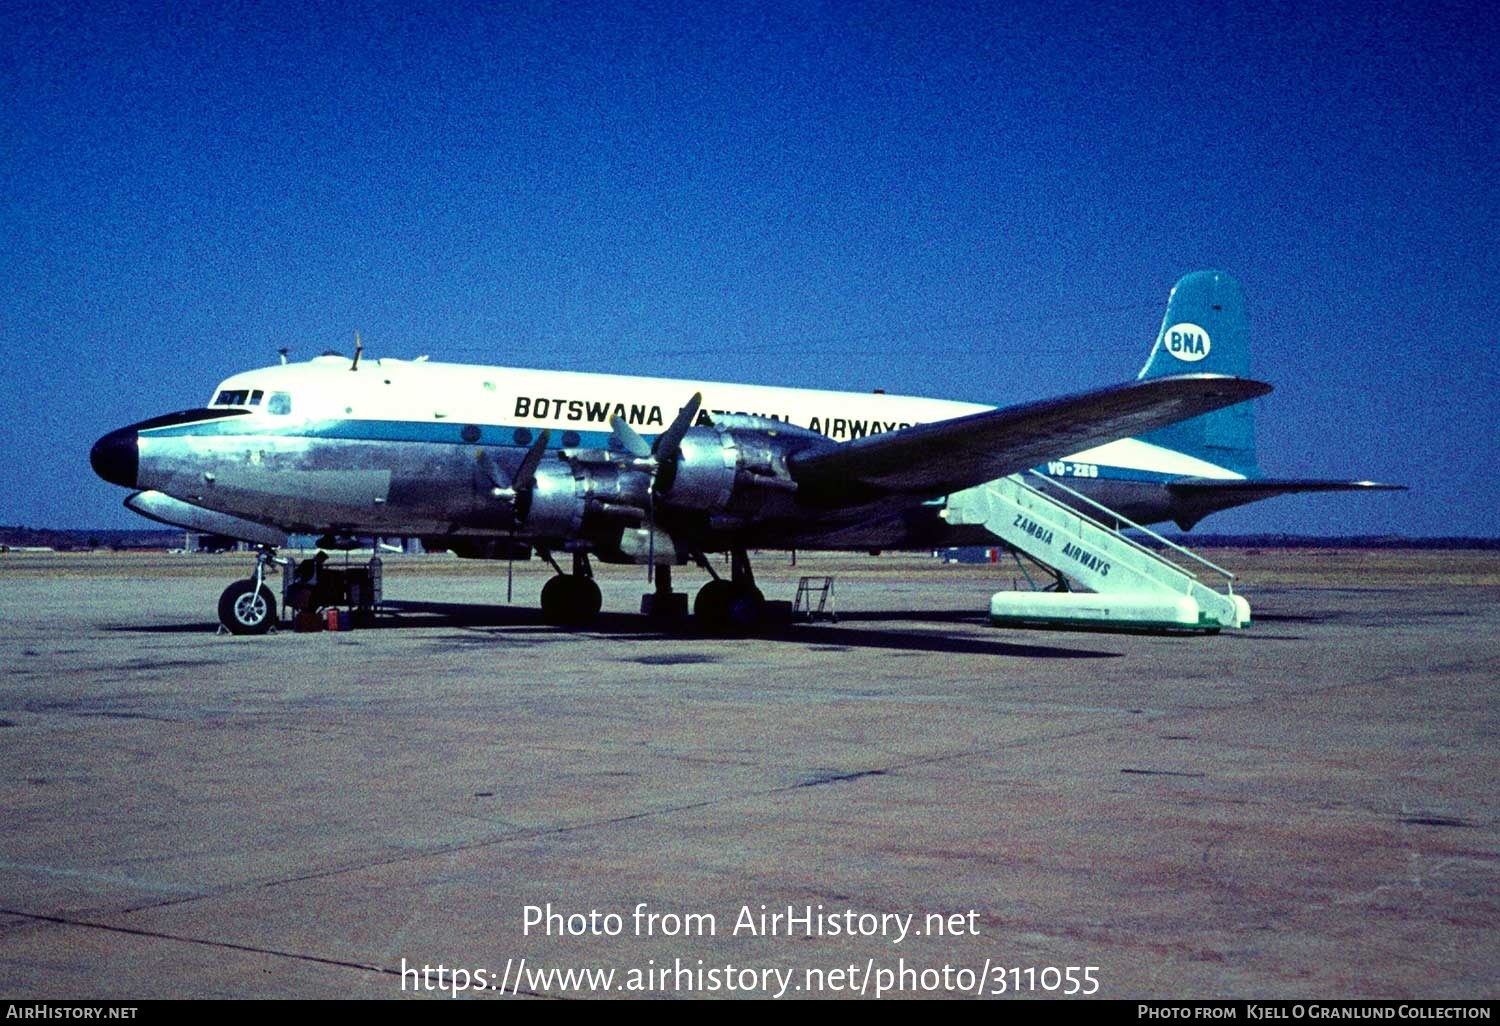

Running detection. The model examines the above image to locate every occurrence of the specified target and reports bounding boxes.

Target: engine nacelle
[516,420,829,543]
[524,457,652,538]
[666,420,825,519]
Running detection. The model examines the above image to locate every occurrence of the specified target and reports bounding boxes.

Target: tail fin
[1135,270,1259,477]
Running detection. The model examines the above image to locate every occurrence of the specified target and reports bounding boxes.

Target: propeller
[476,429,551,601]
[610,393,702,581]
[478,429,551,522]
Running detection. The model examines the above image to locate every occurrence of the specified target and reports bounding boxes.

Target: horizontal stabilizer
[1165,478,1407,530]
[790,373,1272,505]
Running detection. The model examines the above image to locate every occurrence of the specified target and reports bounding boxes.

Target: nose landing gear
[217,546,285,635]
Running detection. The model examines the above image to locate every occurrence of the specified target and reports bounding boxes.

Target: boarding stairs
[943,472,1250,630]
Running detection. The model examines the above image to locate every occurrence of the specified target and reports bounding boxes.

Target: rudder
[1135,270,1259,477]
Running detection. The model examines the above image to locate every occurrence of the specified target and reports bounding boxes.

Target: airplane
[89,271,1398,634]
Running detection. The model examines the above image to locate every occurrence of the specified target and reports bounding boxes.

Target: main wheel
[725,584,765,629]
[574,576,602,622]
[540,575,602,626]
[540,575,572,623]
[693,579,735,624]
[218,580,277,635]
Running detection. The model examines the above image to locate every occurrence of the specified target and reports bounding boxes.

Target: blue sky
[3,0,1495,535]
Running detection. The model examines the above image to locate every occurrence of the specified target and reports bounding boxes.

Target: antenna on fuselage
[351,332,362,372]
[277,347,289,365]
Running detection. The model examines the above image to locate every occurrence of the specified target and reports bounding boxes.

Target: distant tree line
[0,527,182,551]
[1154,534,1500,550]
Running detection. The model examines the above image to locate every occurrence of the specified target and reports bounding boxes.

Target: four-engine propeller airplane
[90,271,1400,633]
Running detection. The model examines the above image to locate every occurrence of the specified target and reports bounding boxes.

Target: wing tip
[1147,372,1273,402]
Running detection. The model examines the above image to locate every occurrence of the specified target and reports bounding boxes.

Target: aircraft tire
[575,576,603,622]
[218,580,277,635]
[725,585,765,629]
[540,575,572,624]
[540,575,601,626]
[693,579,734,625]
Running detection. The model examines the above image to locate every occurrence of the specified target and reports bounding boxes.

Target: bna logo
[1163,322,1211,362]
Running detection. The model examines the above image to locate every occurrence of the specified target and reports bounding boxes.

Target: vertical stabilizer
[1135,271,1259,477]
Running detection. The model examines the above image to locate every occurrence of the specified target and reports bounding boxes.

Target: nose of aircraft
[90,426,139,488]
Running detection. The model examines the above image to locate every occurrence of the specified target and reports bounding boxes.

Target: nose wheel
[218,579,277,634]
[217,546,283,635]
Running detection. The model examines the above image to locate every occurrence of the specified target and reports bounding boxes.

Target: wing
[789,373,1272,506]
[1164,478,1407,529]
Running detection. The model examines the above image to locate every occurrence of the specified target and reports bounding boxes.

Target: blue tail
[1135,270,1260,477]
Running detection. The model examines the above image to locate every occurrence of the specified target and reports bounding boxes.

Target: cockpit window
[267,392,292,415]
[213,388,271,409]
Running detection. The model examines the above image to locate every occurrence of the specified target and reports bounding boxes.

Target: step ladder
[943,472,1250,630]
[793,576,838,622]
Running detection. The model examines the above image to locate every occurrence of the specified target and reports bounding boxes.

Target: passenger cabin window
[267,392,292,415]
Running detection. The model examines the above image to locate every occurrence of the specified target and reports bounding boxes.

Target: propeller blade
[609,416,651,458]
[513,429,551,492]
[613,393,698,585]
[476,448,511,492]
[652,392,702,460]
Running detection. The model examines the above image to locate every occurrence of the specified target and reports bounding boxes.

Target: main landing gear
[217,546,284,635]
[537,546,770,630]
[691,548,765,630]
[539,550,603,626]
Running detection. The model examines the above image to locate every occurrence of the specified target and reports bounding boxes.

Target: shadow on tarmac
[106,600,1120,660]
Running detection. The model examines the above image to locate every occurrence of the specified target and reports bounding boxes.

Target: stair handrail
[1014,471,1239,592]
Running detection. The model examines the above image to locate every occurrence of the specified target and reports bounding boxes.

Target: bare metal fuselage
[92,356,1233,556]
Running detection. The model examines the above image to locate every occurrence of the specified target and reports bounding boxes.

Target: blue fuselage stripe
[141,416,1202,485]
[142,417,609,448]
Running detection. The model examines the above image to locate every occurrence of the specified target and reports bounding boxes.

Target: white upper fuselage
[206,355,1244,481]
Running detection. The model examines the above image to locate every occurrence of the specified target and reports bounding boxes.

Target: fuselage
[91,354,1247,550]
